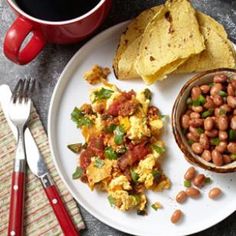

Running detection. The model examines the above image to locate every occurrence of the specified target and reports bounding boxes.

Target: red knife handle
[8,171,25,236]
[43,184,79,236]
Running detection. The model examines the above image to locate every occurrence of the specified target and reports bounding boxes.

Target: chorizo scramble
[68,82,170,213]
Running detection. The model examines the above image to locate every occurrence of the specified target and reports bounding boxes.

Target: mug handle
[4,17,46,65]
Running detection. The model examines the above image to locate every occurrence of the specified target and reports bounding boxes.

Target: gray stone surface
[0,0,235,235]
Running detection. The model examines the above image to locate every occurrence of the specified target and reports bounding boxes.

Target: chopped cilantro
[187,140,194,145]
[144,88,152,100]
[108,196,116,206]
[210,138,220,146]
[205,177,212,184]
[72,167,83,179]
[201,109,214,118]
[130,169,139,182]
[94,157,105,168]
[184,180,191,188]
[196,128,204,134]
[219,90,227,97]
[186,98,193,105]
[192,95,205,107]
[229,129,236,141]
[230,154,236,160]
[114,126,125,145]
[93,88,114,103]
[152,145,166,154]
[71,107,93,128]
[151,202,162,211]
[67,143,83,154]
[219,108,226,116]
[104,124,117,133]
[104,147,118,160]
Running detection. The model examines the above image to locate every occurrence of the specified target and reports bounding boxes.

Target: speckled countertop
[0,0,235,235]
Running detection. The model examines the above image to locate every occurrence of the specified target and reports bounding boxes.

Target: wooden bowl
[172,68,236,173]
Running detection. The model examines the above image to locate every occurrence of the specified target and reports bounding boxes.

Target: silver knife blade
[0,85,48,178]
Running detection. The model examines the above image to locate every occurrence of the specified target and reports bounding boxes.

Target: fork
[7,79,34,236]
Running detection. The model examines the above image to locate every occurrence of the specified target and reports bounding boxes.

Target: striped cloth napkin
[0,102,85,235]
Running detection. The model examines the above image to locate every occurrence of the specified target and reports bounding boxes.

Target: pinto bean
[230,116,236,129]
[187,132,199,142]
[219,131,228,141]
[199,134,210,149]
[223,154,232,164]
[181,114,190,129]
[212,149,223,166]
[204,96,215,109]
[189,126,201,138]
[204,117,214,131]
[210,83,223,96]
[215,141,227,153]
[200,85,210,94]
[205,129,218,138]
[193,174,206,188]
[227,142,236,153]
[213,95,223,106]
[227,96,236,108]
[208,188,222,199]
[171,210,183,224]
[191,143,203,154]
[190,112,200,119]
[217,116,228,131]
[220,104,232,113]
[192,106,203,113]
[231,79,236,89]
[213,74,227,83]
[176,191,188,203]
[189,119,204,127]
[184,167,196,180]
[202,150,212,162]
[186,187,201,198]
[191,86,201,100]
[227,84,235,96]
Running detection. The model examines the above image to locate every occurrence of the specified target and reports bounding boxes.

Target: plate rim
[48,21,236,236]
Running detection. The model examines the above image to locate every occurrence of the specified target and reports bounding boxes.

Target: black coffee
[16,0,101,21]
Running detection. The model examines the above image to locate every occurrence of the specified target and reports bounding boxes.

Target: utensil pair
[7,79,79,236]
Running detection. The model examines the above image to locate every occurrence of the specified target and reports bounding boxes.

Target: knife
[0,85,79,236]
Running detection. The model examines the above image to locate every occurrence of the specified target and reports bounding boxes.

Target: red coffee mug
[4,0,111,65]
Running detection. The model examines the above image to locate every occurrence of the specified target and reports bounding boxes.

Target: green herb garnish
[201,109,214,118]
[188,140,194,145]
[210,138,220,146]
[152,145,166,154]
[108,195,116,206]
[94,157,105,168]
[104,124,117,133]
[192,95,206,107]
[114,126,125,145]
[205,177,212,184]
[72,167,84,179]
[116,146,127,154]
[230,154,236,160]
[196,128,204,134]
[151,203,162,211]
[219,108,226,116]
[105,147,118,160]
[130,169,139,182]
[209,82,215,87]
[184,180,191,188]
[152,170,161,181]
[186,98,193,105]
[71,107,93,128]
[67,143,83,154]
[144,88,152,100]
[93,88,114,103]
[229,129,236,141]
[219,90,227,97]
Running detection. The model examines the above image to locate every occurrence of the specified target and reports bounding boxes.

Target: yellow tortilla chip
[113,6,163,80]
[135,0,205,84]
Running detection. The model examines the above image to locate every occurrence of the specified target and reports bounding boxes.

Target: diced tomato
[88,136,104,158]
[80,148,94,169]
[118,142,150,171]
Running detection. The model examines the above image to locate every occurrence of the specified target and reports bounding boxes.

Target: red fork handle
[43,185,79,236]
[8,171,25,236]
[3,16,46,65]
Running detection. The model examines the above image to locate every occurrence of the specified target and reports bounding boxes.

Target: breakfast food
[69,82,170,212]
[135,0,205,84]
[113,0,236,84]
[181,74,236,166]
[171,209,183,224]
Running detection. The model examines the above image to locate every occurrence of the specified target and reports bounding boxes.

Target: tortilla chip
[113,6,163,80]
[135,0,205,84]
[176,27,236,73]
[175,13,236,73]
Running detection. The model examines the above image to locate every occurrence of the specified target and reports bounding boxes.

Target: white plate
[48,22,236,236]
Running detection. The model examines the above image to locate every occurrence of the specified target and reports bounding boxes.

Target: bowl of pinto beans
[172,68,236,173]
